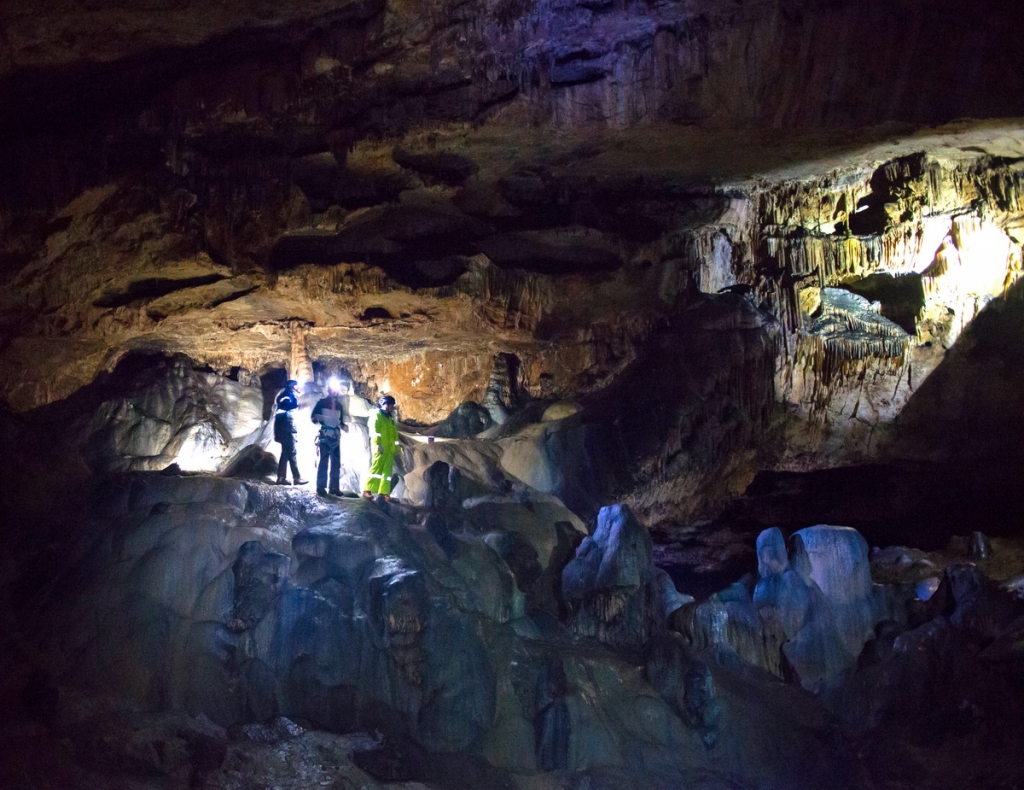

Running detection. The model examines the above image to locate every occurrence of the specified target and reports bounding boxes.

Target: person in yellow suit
[363,394,401,500]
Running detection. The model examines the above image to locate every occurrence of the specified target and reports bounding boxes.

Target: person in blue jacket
[273,380,307,485]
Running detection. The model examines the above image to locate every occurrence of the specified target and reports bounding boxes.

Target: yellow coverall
[365,408,400,495]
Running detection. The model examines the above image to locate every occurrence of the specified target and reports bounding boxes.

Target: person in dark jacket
[311,377,349,495]
[274,379,307,485]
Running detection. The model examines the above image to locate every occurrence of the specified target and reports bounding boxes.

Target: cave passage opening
[838,272,925,334]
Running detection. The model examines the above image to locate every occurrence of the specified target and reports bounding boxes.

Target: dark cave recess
[732,460,1024,551]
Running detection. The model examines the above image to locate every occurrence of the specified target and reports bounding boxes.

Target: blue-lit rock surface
[14,474,863,789]
[682,525,895,691]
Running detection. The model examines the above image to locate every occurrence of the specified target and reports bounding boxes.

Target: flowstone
[681,525,894,691]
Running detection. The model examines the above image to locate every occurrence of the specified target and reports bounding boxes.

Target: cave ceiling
[1,0,1023,437]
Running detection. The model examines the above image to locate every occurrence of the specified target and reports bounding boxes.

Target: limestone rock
[789,525,886,658]
[221,444,278,480]
[231,541,290,631]
[541,401,581,422]
[562,504,653,600]
[561,503,682,649]
[76,360,265,474]
[145,275,260,320]
[431,401,493,439]
[0,456,950,789]
[683,526,892,692]
[683,578,775,674]
[646,634,722,749]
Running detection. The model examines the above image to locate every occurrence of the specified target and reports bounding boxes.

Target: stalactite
[663,228,740,294]
[733,153,1024,425]
[441,258,554,330]
[299,262,394,300]
[761,225,933,287]
[792,289,910,418]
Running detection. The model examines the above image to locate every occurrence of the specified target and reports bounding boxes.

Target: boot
[317,487,328,496]
[293,478,309,485]
[276,477,287,485]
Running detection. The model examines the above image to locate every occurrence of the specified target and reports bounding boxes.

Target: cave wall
[1,0,1024,526]
[3,137,1023,526]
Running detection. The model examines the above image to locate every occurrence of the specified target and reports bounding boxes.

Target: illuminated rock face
[77,358,266,473]
[2,141,1023,513]
[1,0,1023,461]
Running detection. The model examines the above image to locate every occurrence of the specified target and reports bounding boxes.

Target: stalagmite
[288,321,315,385]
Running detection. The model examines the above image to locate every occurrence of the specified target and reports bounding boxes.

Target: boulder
[684,579,775,673]
[561,503,682,648]
[562,504,654,600]
[431,401,494,438]
[400,440,506,506]
[750,527,858,690]
[78,362,265,474]
[789,525,886,658]
[681,526,891,692]
[221,444,278,480]
[421,459,461,510]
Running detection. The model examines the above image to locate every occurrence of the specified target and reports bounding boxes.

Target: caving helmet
[378,394,396,410]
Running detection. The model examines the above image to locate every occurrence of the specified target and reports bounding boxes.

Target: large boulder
[562,504,654,599]
[789,525,890,658]
[682,526,892,692]
[431,401,494,438]
[753,527,856,690]
[561,503,684,648]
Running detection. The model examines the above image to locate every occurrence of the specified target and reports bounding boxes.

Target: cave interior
[2,1,1024,788]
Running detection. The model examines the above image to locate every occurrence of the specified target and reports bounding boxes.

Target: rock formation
[4,465,868,788]
[3,0,1024,787]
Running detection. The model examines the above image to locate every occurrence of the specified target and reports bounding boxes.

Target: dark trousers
[317,440,341,492]
[277,431,300,481]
